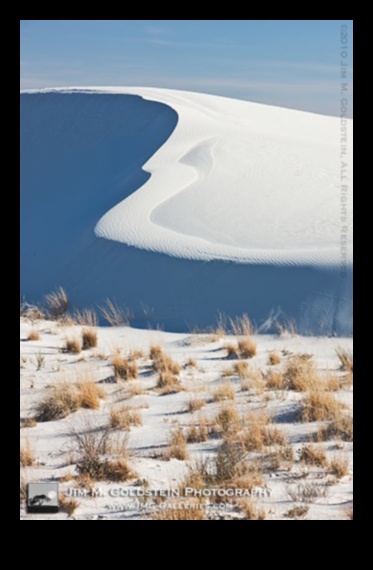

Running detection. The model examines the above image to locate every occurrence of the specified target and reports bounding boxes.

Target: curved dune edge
[95,87,352,266]
[26,87,353,267]
[20,88,352,334]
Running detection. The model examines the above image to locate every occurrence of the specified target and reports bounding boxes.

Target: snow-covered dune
[20,88,353,334]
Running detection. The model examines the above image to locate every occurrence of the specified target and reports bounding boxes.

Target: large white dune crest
[20,87,352,334]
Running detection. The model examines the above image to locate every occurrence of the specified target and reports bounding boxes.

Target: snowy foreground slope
[20,88,353,334]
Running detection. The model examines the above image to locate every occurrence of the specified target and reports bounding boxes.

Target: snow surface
[20,319,353,521]
[20,88,353,334]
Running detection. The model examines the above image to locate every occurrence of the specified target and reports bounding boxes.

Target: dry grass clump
[299,444,327,467]
[21,302,45,321]
[149,344,163,361]
[78,380,105,409]
[129,349,145,360]
[268,351,281,366]
[151,508,205,520]
[225,344,240,360]
[20,477,28,504]
[73,422,137,482]
[184,358,198,369]
[285,505,309,519]
[214,439,253,483]
[328,455,349,478]
[230,314,253,337]
[238,412,285,452]
[82,328,98,350]
[109,406,143,431]
[232,361,251,379]
[36,352,45,370]
[65,337,82,354]
[87,458,136,482]
[36,383,82,421]
[336,348,353,372]
[126,384,147,397]
[152,350,181,376]
[112,354,138,381]
[157,370,182,393]
[186,416,209,443]
[213,382,235,402]
[266,370,286,390]
[98,299,132,326]
[215,404,241,436]
[230,466,264,492]
[224,336,257,360]
[45,286,68,318]
[166,427,189,461]
[27,329,40,341]
[268,445,295,471]
[238,337,257,359]
[300,391,346,422]
[21,417,37,428]
[261,426,286,447]
[325,375,344,392]
[150,346,182,393]
[240,499,266,520]
[35,380,104,421]
[240,424,286,451]
[346,507,353,520]
[276,318,298,337]
[59,495,79,516]
[318,415,353,441]
[181,449,263,495]
[284,355,320,391]
[20,440,34,467]
[73,308,98,327]
[188,397,206,413]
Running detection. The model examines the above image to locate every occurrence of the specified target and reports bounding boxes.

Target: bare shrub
[287,482,328,503]
[72,420,136,481]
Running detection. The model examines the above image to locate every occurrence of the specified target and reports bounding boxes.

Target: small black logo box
[27,483,59,514]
